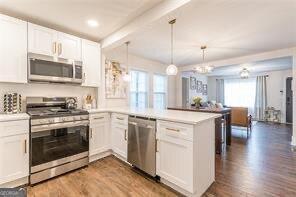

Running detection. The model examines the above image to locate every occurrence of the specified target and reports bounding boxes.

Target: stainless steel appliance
[128,116,156,177]
[26,97,89,184]
[28,53,83,84]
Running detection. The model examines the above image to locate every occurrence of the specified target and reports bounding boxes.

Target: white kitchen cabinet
[82,39,101,87]
[57,32,81,61]
[0,118,29,186]
[111,113,128,160]
[89,113,110,157]
[0,134,29,185]
[28,23,81,61]
[156,137,193,192]
[0,14,27,83]
[28,23,57,57]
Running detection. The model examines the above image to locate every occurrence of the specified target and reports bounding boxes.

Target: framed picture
[190,77,196,90]
[196,80,203,93]
[202,84,208,95]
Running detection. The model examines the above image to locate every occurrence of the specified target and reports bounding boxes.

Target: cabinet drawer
[90,113,109,123]
[0,120,29,137]
[111,113,128,126]
[157,120,193,141]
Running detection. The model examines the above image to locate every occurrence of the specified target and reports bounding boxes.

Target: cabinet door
[156,137,193,193]
[82,39,101,87]
[57,32,81,61]
[28,23,57,56]
[0,14,27,83]
[0,134,29,185]
[111,124,127,159]
[90,121,109,156]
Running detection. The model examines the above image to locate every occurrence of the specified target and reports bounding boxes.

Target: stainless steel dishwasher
[128,116,156,177]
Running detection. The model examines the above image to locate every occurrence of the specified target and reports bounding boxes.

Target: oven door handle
[31,120,89,133]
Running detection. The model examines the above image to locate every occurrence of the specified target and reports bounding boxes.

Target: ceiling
[0,0,163,41]
[125,0,296,66]
[206,56,293,77]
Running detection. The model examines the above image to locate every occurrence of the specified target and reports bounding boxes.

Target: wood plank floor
[27,122,296,197]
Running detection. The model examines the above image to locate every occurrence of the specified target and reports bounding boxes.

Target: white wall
[0,82,97,112]
[207,69,292,123]
[101,50,176,108]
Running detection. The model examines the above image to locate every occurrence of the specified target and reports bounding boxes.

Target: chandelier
[194,46,214,74]
[240,68,250,79]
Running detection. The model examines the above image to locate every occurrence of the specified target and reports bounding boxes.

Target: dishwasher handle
[129,121,154,130]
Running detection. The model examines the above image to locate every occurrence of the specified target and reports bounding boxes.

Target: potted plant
[193,96,202,108]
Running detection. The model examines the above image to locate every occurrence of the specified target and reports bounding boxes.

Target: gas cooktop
[27,108,89,119]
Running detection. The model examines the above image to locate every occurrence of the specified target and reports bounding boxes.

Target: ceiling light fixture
[194,46,214,74]
[166,19,178,76]
[87,19,99,27]
[123,41,131,82]
[240,68,250,79]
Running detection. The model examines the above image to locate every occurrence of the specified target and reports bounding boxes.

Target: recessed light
[87,19,99,27]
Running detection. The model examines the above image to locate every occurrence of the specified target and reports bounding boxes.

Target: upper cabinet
[82,39,101,87]
[28,23,57,57]
[57,32,81,61]
[28,23,82,61]
[0,14,27,83]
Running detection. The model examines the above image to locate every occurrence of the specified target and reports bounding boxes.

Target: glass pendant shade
[166,64,178,75]
[123,72,131,81]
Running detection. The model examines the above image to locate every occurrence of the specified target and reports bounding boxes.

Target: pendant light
[123,41,131,82]
[195,46,214,74]
[166,19,178,76]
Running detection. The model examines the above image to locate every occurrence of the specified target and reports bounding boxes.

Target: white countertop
[88,107,221,124]
[0,113,30,122]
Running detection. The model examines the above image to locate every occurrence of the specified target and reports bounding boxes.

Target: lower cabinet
[111,123,128,159]
[0,132,29,185]
[89,113,110,157]
[156,137,193,193]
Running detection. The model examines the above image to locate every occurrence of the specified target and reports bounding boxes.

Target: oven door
[28,53,82,84]
[30,121,89,173]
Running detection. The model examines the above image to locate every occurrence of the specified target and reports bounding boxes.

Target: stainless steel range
[26,97,89,184]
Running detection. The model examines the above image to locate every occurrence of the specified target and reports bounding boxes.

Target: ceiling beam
[101,0,191,50]
[180,47,296,71]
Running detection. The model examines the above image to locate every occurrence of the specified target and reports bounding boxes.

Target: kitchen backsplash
[0,82,97,113]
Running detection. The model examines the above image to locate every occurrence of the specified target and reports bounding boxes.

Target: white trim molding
[292,136,296,146]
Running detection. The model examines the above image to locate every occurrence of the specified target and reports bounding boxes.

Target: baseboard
[0,177,28,188]
[89,150,112,163]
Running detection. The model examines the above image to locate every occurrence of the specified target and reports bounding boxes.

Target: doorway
[182,77,189,107]
[286,77,293,123]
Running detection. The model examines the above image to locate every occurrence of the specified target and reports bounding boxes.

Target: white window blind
[224,77,256,114]
[153,74,167,109]
[130,70,148,108]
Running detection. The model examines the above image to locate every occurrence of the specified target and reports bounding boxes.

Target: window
[224,78,256,114]
[153,74,167,109]
[130,70,148,108]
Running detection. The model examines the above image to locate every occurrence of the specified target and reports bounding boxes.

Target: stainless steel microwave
[28,53,83,84]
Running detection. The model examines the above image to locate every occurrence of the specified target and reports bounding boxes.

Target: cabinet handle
[116,117,124,121]
[90,128,93,139]
[94,117,104,120]
[166,128,180,132]
[58,43,62,55]
[83,73,86,83]
[156,140,159,152]
[52,42,57,54]
[124,129,127,141]
[24,139,27,154]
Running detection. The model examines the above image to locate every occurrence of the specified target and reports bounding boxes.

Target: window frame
[129,69,149,108]
[153,73,168,109]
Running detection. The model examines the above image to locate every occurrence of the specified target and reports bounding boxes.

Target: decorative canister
[3,93,22,114]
